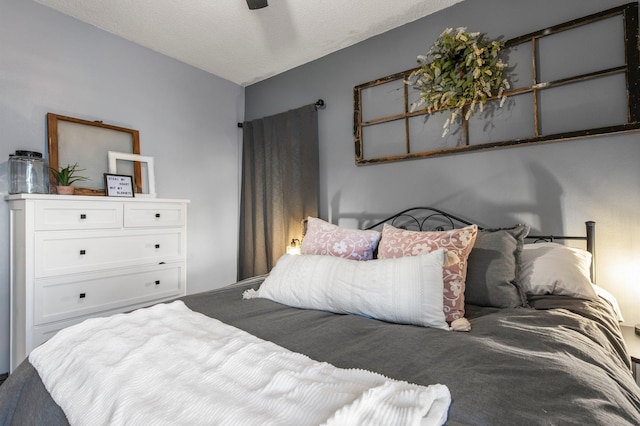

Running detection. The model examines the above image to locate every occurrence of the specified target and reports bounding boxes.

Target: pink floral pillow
[377,223,478,323]
[301,217,381,261]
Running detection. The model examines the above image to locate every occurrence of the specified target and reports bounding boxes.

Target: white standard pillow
[520,242,597,300]
[244,250,449,330]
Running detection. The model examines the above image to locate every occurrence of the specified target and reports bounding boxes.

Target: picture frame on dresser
[108,151,157,198]
[47,113,143,196]
[104,174,135,197]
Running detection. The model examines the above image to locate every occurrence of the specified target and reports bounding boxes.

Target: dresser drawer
[34,263,185,325]
[35,229,185,277]
[35,200,123,230]
[124,203,186,228]
[8,195,190,372]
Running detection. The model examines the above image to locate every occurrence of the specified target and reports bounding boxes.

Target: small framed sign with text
[104,174,135,197]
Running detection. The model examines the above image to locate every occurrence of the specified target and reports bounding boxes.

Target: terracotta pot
[56,185,75,195]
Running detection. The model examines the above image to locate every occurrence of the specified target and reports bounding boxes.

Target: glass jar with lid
[8,150,50,194]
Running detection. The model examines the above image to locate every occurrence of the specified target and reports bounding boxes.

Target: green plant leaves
[406,27,509,138]
[50,163,90,186]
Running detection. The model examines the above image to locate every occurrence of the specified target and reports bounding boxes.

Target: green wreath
[407,27,510,137]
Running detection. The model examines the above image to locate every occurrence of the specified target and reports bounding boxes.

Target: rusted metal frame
[356,122,640,165]
[360,65,626,131]
[507,2,638,136]
[353,85,363,161]
[504,4,636,139]
[496,2,635,143]
[489,66,626,102]
[504,2,634,47]
[357,69,414,127]
[354,69,415,159]
[539,66,626,88]
[531,38,540,137]
[355,62,628,165]
[354,2,639,165]
[530,65,628,136]
[362,112,408,127]
[623,3,640,122]
[356,65,617,129]
[355,69,413,91]
[403,78,411,154]
[461,106,469,146]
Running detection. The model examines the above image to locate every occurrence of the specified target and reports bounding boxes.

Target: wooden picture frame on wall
[47,113,142,196]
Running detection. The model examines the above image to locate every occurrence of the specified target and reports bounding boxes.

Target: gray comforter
[1,276,639,425]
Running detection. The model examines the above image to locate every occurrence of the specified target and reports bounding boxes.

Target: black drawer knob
[79,293,86,299]
[155,213,161,218]
[155,244,160,249]
[155,280,160,285]
[80,250,86,255]
[80,214,87,219]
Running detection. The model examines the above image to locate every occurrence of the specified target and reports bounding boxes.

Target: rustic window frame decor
[353,2,640,165]
[47,113,142,195]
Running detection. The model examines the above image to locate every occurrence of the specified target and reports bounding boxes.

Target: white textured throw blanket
[29,301,451,425]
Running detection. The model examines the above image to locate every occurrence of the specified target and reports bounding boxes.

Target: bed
[1,207,639,425]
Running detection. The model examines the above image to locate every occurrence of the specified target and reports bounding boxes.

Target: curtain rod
[237,99,325,128]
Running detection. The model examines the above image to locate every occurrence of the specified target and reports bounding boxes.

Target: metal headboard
[365,207,474,232]
[364,207,596,281]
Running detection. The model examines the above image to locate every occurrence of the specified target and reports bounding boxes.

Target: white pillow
[520,242,597,300]
[244,250,449,330]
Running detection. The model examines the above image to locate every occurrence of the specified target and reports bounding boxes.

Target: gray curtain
[238,104,319,280]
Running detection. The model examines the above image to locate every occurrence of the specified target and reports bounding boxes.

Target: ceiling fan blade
[246,0,268,10]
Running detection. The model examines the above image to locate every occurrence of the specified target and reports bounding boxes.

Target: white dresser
[6,194,189,372]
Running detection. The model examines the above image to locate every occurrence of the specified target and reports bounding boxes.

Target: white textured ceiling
[34,0,463,86]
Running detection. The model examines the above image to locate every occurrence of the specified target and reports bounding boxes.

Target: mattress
[1,275,639,425]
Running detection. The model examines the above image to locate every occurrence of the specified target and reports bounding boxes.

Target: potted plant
[50,163,89,195]
[406,27,510,137]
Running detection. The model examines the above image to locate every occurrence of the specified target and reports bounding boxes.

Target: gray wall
[0,0,244,373]
[246,0,640,326]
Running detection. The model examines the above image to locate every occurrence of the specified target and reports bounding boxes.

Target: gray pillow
[464,224,530,308]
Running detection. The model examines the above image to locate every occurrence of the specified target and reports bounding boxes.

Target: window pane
[503,42,533,90]
[538,16,624,82]
[361,79,405,122]
[468,93,535,145]
[539,73,627,135]
[409,112,463,152]
[362,120,406,159]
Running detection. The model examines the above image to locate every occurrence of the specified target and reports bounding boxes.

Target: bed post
[586,221,596,282]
